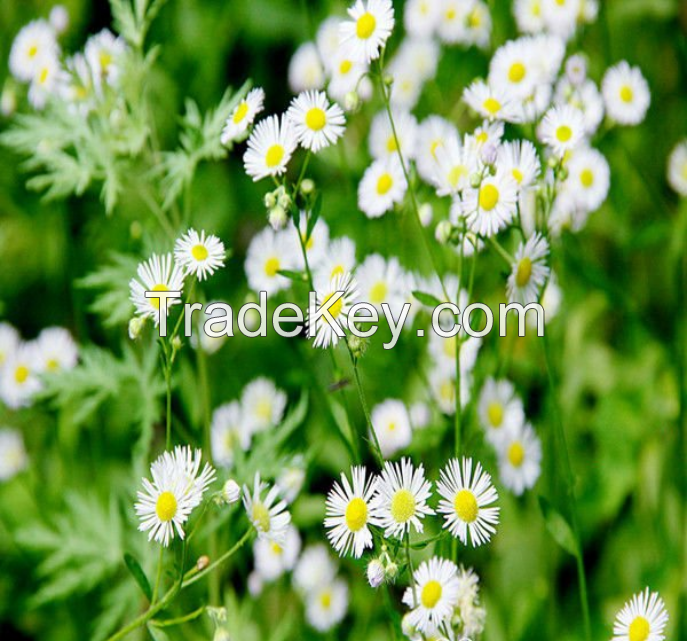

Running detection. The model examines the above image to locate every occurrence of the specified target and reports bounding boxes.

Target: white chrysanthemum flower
[0,428,28,482]
[415,115,459,184]
[431,135,477,197]
[611,588,669,641]
[340,0,395,64]
[555,78,605,136]
[84,29,126,93]
[541,0,578,40]
[294,213,330,270]
[1,342,43,409]
[242,472,291,543]
[436,457,499,546]
[316,17,344,71]
[314,236,357,290]
[667,140,687,197]
[356,254,407,314]
[388,39,439,110]
[463,80,519,122]
[210,401,250,468]
[498,421,542,495]
[463,0,492,48]
[129,253,185,326]
[174,228,226,281]
[253,524,301,582]
[402,557,462,635]
[327,50,372,106]
[489,39,541,100]
[371,399,412,459]
[370,457,434,539]
[563,146,610,213]
[0,323,20,367]
[243,115,298,181]
[507,232,550,305]
[387,64,423,112]
[221,87,265,145]
[135,446,215,546]
[602,61,651,126]
[9,20,58,83]
[428,330,482,380]
[306,578,349,632]
[497,140,541,191]
[358,157,408,218]
[293,544,337,594]
[288,42,325,94]
[438,0,491,48]
[49,5,69,33]
[539,104,586,157]
[455,565,487,637]
[244,227,297,296]
[409,401,431,430]
[404,0,442,38]
[325,465,379,558]
[477,378,525,447]
[465,120,505,152]
[513,0,546,34]
[61,53,96,115]
[369,109,418,161]
[241,377,287,435]
[461,168,519,237]
[308,272,358,349]
[36,327,78,373]
[287,90,346,152]
[428,362,479,416]
[28,53,65,110]
[276,458,306,504]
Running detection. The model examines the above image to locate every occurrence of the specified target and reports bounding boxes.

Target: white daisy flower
[538,270,563,325]
[294,213,330,270]
[436,457,499,546]
[555,77,605,136]
[288,42,325,94]
[541,0,578,40]
[243,115,298,181]
[387,64,423,112]
[135,446,215,547]
[293,544,337,594]
[28,54,65,110]
[415,115,460,184]
[49,5,69,34]
[465,120,505,151]
[242,472,291,543]
[340,0,395,64]
[388,39,439,110]
[316,17,344,71]
[287,90,346,152]
[314,236,357,290]
[461,167,519,237]
[430,135,477,197]
[477,378,525,447]
[489,38,540,100]
[325,465,379,558]
[84,29,126,93]
[404,0,442,38]
[428,357,477,417]
[0,428,28,482]
[253,524,301,582]
[356,254,407,314]
[244,227,297,297]
[241,377,287,435]
[371,399,412,459]
[61,53,96,115]
[463,0,492,49]
[667,140,687,197]
[36,327,78,373]
[402,557,462,635]
[129,253,185,326]
[308,271,358,349]
[174,228,226,281]
[507,232,550,305]
[221,87,265,145]
[437,0,490,48]
[306,579,349,632]
[563,146,610,213]
[369,109,418,161]
[409,401,431,431]
[497,140,541,190]
[498,421,542,496]
[611,588,669,641]
[428,330,482,380]
[370,457,434,539]
[464,80,520,122]
[0,323,20,367]
[514,0,546,34]
[1,342,43,409]
[539,104,586,157]
[210,401,250,468]
[9,20,58,83]
[358,157,408,218]
[602,61,651,126]
[327,51,372,106]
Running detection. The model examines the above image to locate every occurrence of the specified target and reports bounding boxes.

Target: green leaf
[277,269,307,282]
[306,193,323,239]
[124,553,152,601]
[412,290,443,308]
[538,496,578,557]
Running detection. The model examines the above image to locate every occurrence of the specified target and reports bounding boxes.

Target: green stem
[151,546,164,606]
[488,235,514,266]
[182,528,253,589]
[405,532,416,606]
[150,605,206,628]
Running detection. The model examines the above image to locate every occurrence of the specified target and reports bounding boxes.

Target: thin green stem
[150,605,206,628]
[182,528,253,589]
[488,236,514,266]
[151,545,164,605]
[405,532,416,606]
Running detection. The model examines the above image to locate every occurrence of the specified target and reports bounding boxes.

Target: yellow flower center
[386,136,398,153]
[483,97,501,115]
[440,380,455,403]
[487,401,503,427]
[99,51,113,71]
[476,132,488,144]
[155,491,178,522]
[323,292,344,319]
[479,184,499,211]
[264,256,280,277]
[339,60,353,75]
[387,421,397,431]
[421,580,443,608]
[512,168,524,184]
[252,502,271,532]
[270,542,284,556]
[356,12,376,39]
[305,107,327,131]
[345,497,368,531]
[191,244,209,261]
[446,8,457,20]
[256,399,273,420]
[233,101,249,124]
[330,264,345,279]
[376,173,394,195]
[508,62,526,83]
[14,365,29,384]
[555,125,572,143]
[508,441,525,467]
[580,168,594,187]
[468,7,482,27]
[619,85,634,103]
[28,44,39,58]
[46,358,59,371]
[454,489,478,523]
[443,335,458,359]
[369,281,388,304]
[430,139,442,158]
[149,283,169,310]
[448,165,467,188]
[265,144,285,168]
[629,616,650,641]
[38,66,49,85]
[515,257,533,287]
[320,590,332,609]
[390,488,416,523]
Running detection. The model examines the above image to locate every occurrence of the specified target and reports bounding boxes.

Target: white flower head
[288,42,326,94]
[243,115,298,181]
[369,109,418,161]
[9,20,58,83]
[129,253,185,326]
[667,140,687,197]
[358,157,408,218]
[305,578,349,632]
[371,399,412,459]
[611,588,669,641]
[174,228,226,281]
[221,87,265,145]
[287,90,346,152]
[340,0,395,64]
[539,104,586,157]
[293,544,337,595]
[84,29,126,93]
[461,167,519,238]
[314,236,357,290]
[210,401,250,468]
[477,378,525,447]
[1,342,43,409]
[602,61,651,126]
[253,524,301,582]
[308,271,358,349]
[241,377,287,435]
[242,472,291,543]
[498,421,542,496]
[506,232,550,305]
[0,428,28,482]
[36,327,78,373]
[244,227,297,297]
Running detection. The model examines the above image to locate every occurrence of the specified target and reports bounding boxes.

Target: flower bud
[222,479,241,504]
[213,631,231,641]
[469,172,482,189]
[300,178,315,196]
[264,191,277,209]
[418,202,433,227]
[128,316,146,340]
[384,561,399,581]
[480,142,498,166]
[347,334,368,359]
[171,336,182,352]
[207,606,227,625]
[49,5,70,34]
[268,206,288,230]
[1,82,17,117]
[565,54,587,86]
[344,91,360,111]
[435,220,453,245]
[383,74,394,87]
[367,559,385,588]
[196,555,210,571]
